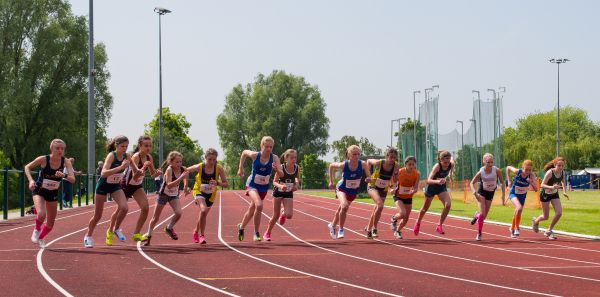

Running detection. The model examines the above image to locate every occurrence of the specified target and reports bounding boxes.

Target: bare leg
[438,192,452,225]
[86,194,107,236]
[266,198,283,233]
[548,199,563,231]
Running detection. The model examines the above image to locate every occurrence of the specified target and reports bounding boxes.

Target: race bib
[397,186,412,195]
[200,184,215,194]
[42,179,60,190]
[130,174,144,186]
[546,188,558,194]
[483,181,497,191]
[375,178,389,188]
[253,174,270,185]
[164,186,179,196]
[107,173,124,184]
[345,179,361,189]
[284,182,295,192]
[515,186,528,195]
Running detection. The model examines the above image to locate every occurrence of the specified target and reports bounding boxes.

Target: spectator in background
[63,158,82,208]
[95,161,104,176]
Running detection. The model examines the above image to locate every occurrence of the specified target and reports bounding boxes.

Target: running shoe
[327,223,337,239]
[278,212,286,225]
[84,236,93,248]
[132,233,147,242]
[513,229,520,236]
[337,228,345,239]
[532,217,539,233]
[510,229,517,238]
[263,231,272,241]
[470,214,478,225]
[199,235,207,244]
[38,239,46,249]
[435,224,445,235]
[114,229,126,241]
[476,233,482,241]
[143,235,152,246]
[165,227,178,240]
[372,228,379,238]
[394,231,403,239]
[366,230,373,240]
[253,232,262,241]
[237,223,244,241]
[105,229,113,246]
[31,229,40,243]
[390,216,398,231]
[413,223,421,236]
[193,232,200,243]
[544,230,557,240]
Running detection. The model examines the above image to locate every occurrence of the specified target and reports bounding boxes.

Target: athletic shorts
[540,192,560,203]
[335,187,357,202]
[157,194,179,205]
[393,196,412,205]
[246,186,268,200]
[32,187,59,202]
[424,185,447,198]
[195,192,217,207]
[96,179,122,196]
[478,189,495,201]
[367,187,388,199]
[122,184,143,198]
[273,189,293,199]
[509,194,526,206]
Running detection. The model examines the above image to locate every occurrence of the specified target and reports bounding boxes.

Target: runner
[469,153,506,241]
[532,157,569,240]
[364,147,399,239]
[389,156,420,239]
[25,139,76,248]
[506,160,538,238]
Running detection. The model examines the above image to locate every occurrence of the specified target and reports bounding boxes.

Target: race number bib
[164,186,179,196]
[515,186,528,195]
[130,174,144,185]
[42,179,60,190]
[397,186,412,195]
[253,174,270,185]
[107,173,124,184]
[284,182,295,192]
[483,181,497,191]
[375,178,389,188]
[546,187,558,194]
[345,179,361,189]
[200,184,215,194]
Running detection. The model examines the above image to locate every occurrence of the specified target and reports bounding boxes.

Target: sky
[69,0,600,161]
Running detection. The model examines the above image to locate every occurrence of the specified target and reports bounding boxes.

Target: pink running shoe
[278,213,286,225]
[263,232,272,241]
[198,235,207,244]
[413,223,421,236]
[193,232,200,243]
[436,224,445,235]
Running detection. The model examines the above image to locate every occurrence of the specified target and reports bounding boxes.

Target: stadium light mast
[424,87,433,171]
[472,90,481,159]
[549,58,569,157]
[87,0,95,194]
[154,7,171,167]
[413,90,421,157]
[390,118,407,150]
[456,120,464,181]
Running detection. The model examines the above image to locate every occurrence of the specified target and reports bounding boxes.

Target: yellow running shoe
[105,229,113,246]
[132,233,148,242]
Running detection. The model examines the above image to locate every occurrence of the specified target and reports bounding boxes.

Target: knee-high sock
[35,218,42,231]
[38,225,52,240]
[511,216,516,231]
[476,213,484,233]
[515,213,522,229]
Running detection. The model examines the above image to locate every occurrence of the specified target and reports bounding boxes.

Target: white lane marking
[136,199,239,297]
[221,193,401,297]
[519,266,600,269]
[293,197,600,283]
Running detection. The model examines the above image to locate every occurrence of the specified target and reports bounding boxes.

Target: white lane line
[221,193,401,297]
[136,198,239,297]
[293,198,600,283]
[296,193,600,263]
[298,192,600,253]
[0,205,114,234]
[519,266,600,269]
[234,193,559,297]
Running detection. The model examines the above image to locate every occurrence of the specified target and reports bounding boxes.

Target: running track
[1,191,599,297]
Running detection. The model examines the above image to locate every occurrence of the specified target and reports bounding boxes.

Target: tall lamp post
[472,90,481,158]
[413,90,421,157]
[88,0,95,189]
[456,120,464,181]
[470,117,477,174]
[391,118,407,150]
[549,58,569,157]
[154,7,171,167]
[424,88,433,171]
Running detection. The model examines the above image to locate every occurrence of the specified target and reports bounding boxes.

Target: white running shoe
[38,239,46,249]
[337,228,345,239]
[476,233,482,241]
[394,231,402,239]
[514,229,520,236]
[84,236,94,248]
[31,229,40,243]
[327,223,337,239]
[114,229,126,241]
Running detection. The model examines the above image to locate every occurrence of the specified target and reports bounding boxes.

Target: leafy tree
[330,135,382,162]
[217,70,329,173]
[0,0,112,169]
[300,154,327,189]
[144,107,204,168]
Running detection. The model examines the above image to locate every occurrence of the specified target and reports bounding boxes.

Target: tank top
[274,163,299,193]
[247,152,273,192]
[510,169,531,197]
[159,166,184,196]
[192,163,218,195]
[479,166,498,192]
[395,167,419,198]
[337,160,363,195]
[123,154,149,186]
[99,152,126,184]
[427,162,452,191]
[369,160,395,190]
[541,169,564,195]
[36,155,65,191]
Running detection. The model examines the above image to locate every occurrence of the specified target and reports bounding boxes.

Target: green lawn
[301,190,600,237]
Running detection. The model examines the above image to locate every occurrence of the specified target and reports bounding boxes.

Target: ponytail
[107,135,128,153]
[162,151,183,172]
[543,157,565,172]
[134,136,152,153]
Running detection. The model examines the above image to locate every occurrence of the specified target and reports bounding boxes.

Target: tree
[300,154,327,189]
[0,0,112,169]
[330,135,382,162]
[217,70,329,173]
[144,107,204,168]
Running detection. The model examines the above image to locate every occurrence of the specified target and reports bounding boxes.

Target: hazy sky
[69,0,599,161]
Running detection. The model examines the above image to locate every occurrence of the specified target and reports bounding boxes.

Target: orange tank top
[395,168,419,199]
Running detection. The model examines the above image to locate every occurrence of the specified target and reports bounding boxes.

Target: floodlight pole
[549,58,569,157]
[87,0,95,187]
[456,120,464,181]
[155,7,171,167]
[413,90,421,156]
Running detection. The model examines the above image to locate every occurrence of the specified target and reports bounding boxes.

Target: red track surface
[1,190,599,296]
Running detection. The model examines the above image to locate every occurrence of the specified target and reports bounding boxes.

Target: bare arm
[63,159,76,184]
[25,156,45,190]
[100,153,129,177]
[540,169,554,190]
[272,165,285,190]
[427,164,441,185]
[295,166,302,191]
[218,166,229,188]
[530,172,538,192]
[362,161,372,182]
[470,171,482,195]
[505,166,518,187]
[497,168,507,205]
[328,162,345,189]
[237,150,257,177]
[272,155,284,177]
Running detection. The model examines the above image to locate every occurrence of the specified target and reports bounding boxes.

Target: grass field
[302,190,600,237]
